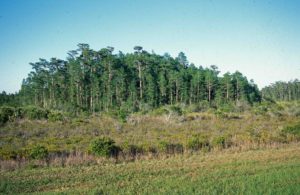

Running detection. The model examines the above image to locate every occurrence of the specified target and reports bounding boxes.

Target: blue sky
[0,0,299,93]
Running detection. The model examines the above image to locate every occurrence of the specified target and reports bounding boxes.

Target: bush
[212,136,226,148]
[0,149,17,160]
[0,106,15,125]
[151,107,169,116]
[23,106,49,120]
[196,101,210,112]
[48,111,64,122]
[30,145,48,160]
[117,109,129,123]
[234,101,251,112]
[121,142,144,157]
[281,123,300,141]
[169,105,183,116]
[186,135,210,151]
[158,141,184,154]
[216,103,235,113]
[90,137,120,157]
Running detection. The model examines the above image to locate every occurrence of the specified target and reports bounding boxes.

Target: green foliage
[151,107,169,116]
[169,105,183,116]
[89,137,119,157]
[13,45,262,115]
[282,123,300,140]
[196,101,211,112]
[217,103,235,113]
[212,136,226,148]
[0,102,299,162]
[30,145,48,160]
[0,91,20,107]
[0,106,15,125]
[262,80,300,101]
[22,106,49,120]
[187,134,210,151]
[48,111,64,122]
[117,109,129,123]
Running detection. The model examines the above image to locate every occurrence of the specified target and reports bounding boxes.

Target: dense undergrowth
[0,101,299,169]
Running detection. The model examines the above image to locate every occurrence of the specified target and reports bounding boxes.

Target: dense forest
[2,44,263,114]
[262,80,300,101]
[1,45,299,115]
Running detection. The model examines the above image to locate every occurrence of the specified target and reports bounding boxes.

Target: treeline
[0,92,19,107]
[10,44,261,114]
[262,80,300,101]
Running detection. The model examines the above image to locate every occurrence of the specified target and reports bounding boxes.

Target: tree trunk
[138,62,143,100]
[208,82,211,102]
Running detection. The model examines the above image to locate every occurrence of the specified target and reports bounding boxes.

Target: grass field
[1,143,299,194]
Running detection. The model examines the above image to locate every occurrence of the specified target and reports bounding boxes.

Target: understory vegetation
[0,101,299,169]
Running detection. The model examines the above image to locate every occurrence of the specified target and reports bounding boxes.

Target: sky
[0,0,299,93]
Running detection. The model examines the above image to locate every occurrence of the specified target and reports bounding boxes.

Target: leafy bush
[30,145,48,160]
[23,106,49,120]
[0,106,15,125]
[281,123,300,141]
[186,135,210,151]
[117,109,129,123]
[89,137,119,157]
[48,111,64,122]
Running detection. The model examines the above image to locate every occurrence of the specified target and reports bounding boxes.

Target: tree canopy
[3,44,262,114]
[262,80,300,101]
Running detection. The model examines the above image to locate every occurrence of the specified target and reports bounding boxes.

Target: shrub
[48,111,64,122]
[186,135,210,151]
[89,137,119,157]
[158,141,184,154]
[121,142,144,157]
[30,145,48,160]
[212,136,226,149]
[0,149,17,160]
[169,105,183,116]
[23,106,49,120]
[196,101,210,112]
[117,109,128,123]
[234,101,251,112]
[151,107,169,116]
[281,123,300,141]
[217,103,235,113]
[139,142,157,154]
[252,103,268,115]
[0,106,15,125]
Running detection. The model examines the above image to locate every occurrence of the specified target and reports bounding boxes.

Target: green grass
[1,143,299,194]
